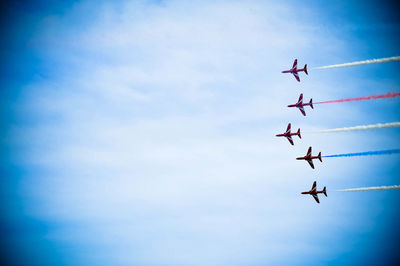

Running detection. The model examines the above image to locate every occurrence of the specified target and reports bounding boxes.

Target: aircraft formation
[279,59,327,203]
[278,58,400,204]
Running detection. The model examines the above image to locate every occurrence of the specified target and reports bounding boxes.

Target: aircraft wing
[297,93,303,104]
[299,106,306,116]
[293,72,300,82]
[286,123,291,134]
[307,159,315,169]
[286,136,294,145]
[311,181,317,191]
[307,147,312,156]
[312,194,320,203]
[292,59,298,69]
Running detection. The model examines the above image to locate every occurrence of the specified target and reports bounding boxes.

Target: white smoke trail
[319,122,400,133]
[337,185,400,192]
[315,56,400,69]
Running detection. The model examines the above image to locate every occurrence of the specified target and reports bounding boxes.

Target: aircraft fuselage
[287,102,312,108]
[275,132,298,138]
[301,190,325,195]
[281,67,306,74]
[296,155,320,161]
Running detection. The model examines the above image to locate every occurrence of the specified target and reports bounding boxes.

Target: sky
[0,0,399,265]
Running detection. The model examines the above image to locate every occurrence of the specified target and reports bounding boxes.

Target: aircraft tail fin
[304,64,308,75]
[323,187,327,197]
[318,152,322,162]
[297,128,301,139]
[309,99,313,109]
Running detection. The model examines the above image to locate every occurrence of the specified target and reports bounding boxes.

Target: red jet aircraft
[301,181,327,204]
[288,93,313,116]
[281,59,308,82]
[275,123,301,145]
[296,146,322,169]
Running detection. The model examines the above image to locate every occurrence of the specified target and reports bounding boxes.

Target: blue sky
[1,0,399,265]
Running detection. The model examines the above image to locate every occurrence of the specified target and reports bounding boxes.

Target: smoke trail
[315,56,400,69]
[318,122,400,133]
[337,185,400,192]
[323,149,400,158]
[315,92,400,104]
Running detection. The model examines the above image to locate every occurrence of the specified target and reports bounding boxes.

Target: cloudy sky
[1,0,399,265]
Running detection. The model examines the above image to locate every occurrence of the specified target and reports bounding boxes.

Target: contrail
[337,185,400,192]
[315,92,400,104]
[318,122,400,133]
[315,56,400,69]
[323,149,400,158]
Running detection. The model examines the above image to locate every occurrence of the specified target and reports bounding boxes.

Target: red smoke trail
[315,92,400,104]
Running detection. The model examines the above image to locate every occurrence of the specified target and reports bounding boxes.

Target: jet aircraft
[288,93,313,116]
[275,123,301,145]
[296,146,322,169]
[281,59,308,82]
[301,181,327,204]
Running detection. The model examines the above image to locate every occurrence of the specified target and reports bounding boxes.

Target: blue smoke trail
[323,149,400,158]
